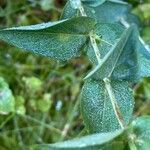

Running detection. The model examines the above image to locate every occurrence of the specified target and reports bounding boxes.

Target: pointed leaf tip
[0,17,96,61]
[39,129,124,150]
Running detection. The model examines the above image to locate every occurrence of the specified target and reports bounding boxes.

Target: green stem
[89,32,102,64]
[14,116,25,150]
[60,94,80,140]
[22,115,62,135]
[6,0,12,26]
[0,113,14,129]
[78,2,101,64]
[103,78,125,129]
[78,0,125,130]
[39,113,49,138]
[72,2,137,150]
[78,5,87,16]
[128,140,137,150]
[78,2,102,77]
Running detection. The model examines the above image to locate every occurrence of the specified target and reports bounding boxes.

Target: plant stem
[22,115,62,135]
[39,113,49,138]
[14,116,25,150]
[128,139,137,150]
[74,2,138,150]
[78,3,102,65]
[0,113,14,129]
[61,93,80,140]
[89,32,102,64]
[103,78,125,129]
[78,5,87,16]
[6,0,12,26]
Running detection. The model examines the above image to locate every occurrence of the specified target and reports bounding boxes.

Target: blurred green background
[0,0,150,149]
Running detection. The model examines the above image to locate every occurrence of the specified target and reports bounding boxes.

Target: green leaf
[81,0,106,7]
[137,54,150,79]
[123,13,140,27]
[39,129,124,150]
[110,26,139,81]
[137,37,150,59]
[62,1,140,28]
[130,29,150,80]
[130,116,150,150]
[134,28,150,79]
[62,1,131,23]
[0,77,15,114]
[85,25,137,81]
[81,79,134,133]
[86,24,150,81]
[114,27,150,81]
[86,23,124,65]
[0,17,96,61]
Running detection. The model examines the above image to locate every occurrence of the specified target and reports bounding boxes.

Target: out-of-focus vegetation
[0,0,149,149]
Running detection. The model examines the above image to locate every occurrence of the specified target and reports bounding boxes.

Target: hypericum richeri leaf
[39,129,124,150]
[81,78,134,133]
[0,17,96,61]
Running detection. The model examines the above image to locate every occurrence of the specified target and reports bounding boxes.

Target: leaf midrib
[96,26,132,78]
[0,30,89,37]
[84,27,133,79]
[108,27,132,77]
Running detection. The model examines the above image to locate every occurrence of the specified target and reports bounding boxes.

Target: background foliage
[0,0,150,149]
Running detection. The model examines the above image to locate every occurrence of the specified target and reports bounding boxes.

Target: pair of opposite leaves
[0,17,149,81]
[61,0,150,134]
[0,16,137,133]
[0,0,149,81]
[63,0,150,80]
[63,0,150,136]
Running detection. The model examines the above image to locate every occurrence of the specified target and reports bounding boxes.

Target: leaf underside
[85,25,138,81]
[85,24,150,81]
[0,17,95,62]
[39,129,124,150]
[81,79,134,133]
